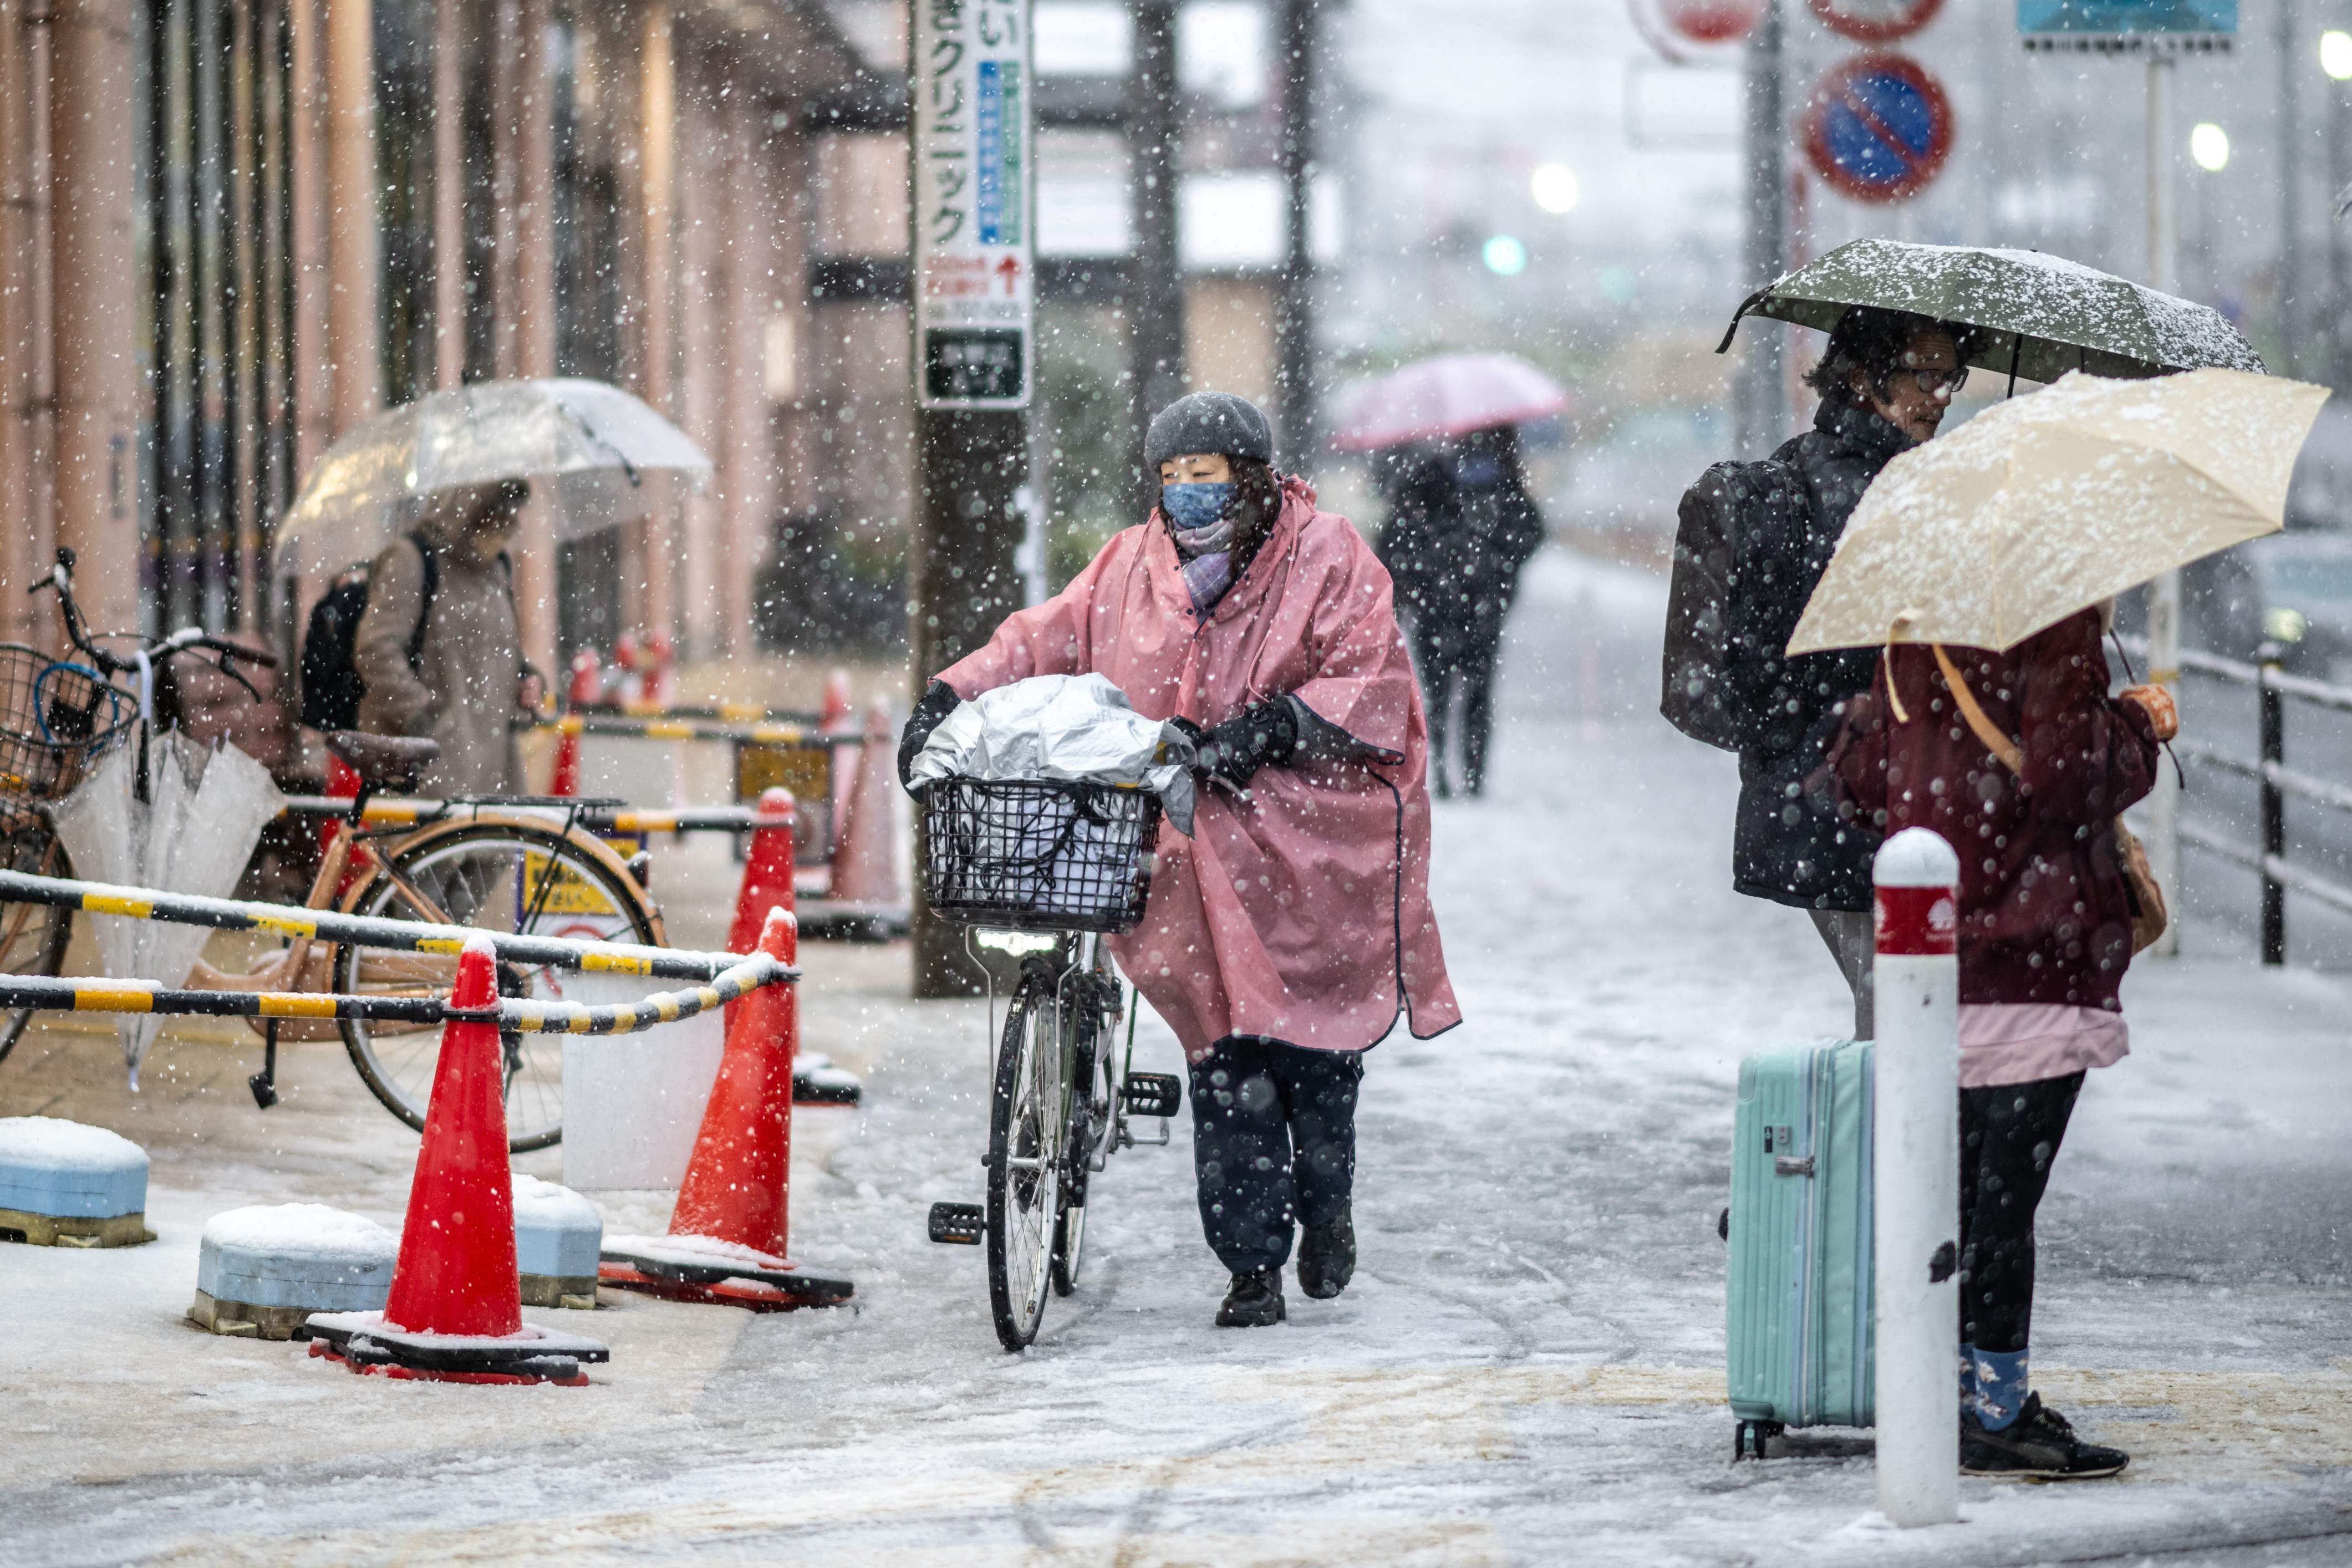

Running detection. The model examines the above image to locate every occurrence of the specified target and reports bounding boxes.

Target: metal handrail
[2121,633,2352,963]
[276,795,796,836]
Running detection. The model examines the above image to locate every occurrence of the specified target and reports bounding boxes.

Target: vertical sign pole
[1739,0,1786,459]
[1127,0,1187,510]
[2145,48,2183,957]
[1273,0,1318,463]
[910,0,1035,997]
[1872,827,1960,1529]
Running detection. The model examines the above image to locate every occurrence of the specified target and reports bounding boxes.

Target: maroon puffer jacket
[1827,609,2160,1012]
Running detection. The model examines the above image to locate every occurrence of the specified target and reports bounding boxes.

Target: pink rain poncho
[938,476,1460,1062]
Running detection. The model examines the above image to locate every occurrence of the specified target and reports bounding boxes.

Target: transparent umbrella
[49,738,284,1087]
[273,378,712,578]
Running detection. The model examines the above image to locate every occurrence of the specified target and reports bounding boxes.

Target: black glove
[898,679,961,791]
[1193,698,1299,791]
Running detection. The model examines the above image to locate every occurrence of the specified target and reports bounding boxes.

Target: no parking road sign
[1802,53,1953,203]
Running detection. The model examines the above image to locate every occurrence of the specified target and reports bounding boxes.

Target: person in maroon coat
[1830,606,2176,1480]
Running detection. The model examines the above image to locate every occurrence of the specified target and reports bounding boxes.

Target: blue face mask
[1161,482,1234,531]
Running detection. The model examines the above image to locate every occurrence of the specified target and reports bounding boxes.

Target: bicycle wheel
[0,808,70,1067]
[334,821,656,1153]
[987,976,1066,1350]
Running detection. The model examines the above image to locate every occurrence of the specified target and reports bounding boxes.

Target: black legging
[1413,614,1503,795]
[1958,1071,2084,1355]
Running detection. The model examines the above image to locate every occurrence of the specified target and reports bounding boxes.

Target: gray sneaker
[1961,1393,2129,1481]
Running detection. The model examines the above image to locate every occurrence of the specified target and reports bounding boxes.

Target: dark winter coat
[1828,610,2160,1012]
[1376,452,1544,654]
[1722,398,1910,912]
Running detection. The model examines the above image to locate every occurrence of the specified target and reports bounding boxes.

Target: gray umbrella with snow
[1718,239,2264,387]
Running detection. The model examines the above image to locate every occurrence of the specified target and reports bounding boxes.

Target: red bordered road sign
[1808,0,1944,43]
[1802,52,1953,204]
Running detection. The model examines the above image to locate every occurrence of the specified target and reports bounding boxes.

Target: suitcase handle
[1773,1155,1815,1178]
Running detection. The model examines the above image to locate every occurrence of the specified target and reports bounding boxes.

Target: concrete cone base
[303,1309,609,1384]
[599,1234,854,1311]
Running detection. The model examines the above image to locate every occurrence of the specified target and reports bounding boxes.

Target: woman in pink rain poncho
[899,392,1459,1328]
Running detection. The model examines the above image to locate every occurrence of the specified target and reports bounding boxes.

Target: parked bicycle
[0,551,659,1152]
[920,776,1182,1351]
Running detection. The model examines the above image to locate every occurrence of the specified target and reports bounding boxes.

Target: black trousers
[1412,614,1502,794]
[1958,1071,2084,1355]
[1188,1037,1363,1275]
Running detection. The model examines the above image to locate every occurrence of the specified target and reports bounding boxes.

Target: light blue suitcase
[1725,1040,1875,1458]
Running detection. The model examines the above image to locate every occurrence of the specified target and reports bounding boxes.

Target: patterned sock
[1958,1341,1979,1421]
[1974,1347,2030,1432]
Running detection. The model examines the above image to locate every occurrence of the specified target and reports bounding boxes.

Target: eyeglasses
[1903,364,1968,398]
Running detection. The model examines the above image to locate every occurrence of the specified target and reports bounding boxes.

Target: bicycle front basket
[0,645,133,801]
[922,777,1161,934]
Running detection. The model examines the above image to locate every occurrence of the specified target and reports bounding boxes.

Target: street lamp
[1531,163,1580,215]
[2190,121,2230,172]
[1482,234,1529,276]
[2323,29,2352,81]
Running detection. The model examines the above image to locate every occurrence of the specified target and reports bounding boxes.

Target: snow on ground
[3,549,2350,1565]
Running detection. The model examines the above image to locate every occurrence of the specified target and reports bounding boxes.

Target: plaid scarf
[1172,516,1236,613]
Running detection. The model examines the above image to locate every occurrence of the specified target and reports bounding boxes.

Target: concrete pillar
[288,0,333,481]
[675,49,723,660]
[325,0,381,431]
[432,0,465,390]
[508,0,558,674]
[0,0,47,638]
[717,76,772,657]
[48,0,141,635]
[634,1,678,643]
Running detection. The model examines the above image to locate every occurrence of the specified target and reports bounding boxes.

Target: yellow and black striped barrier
[546,712,849,748]
[277,795,795,836]
[0,868,752,982]
[0,949,789,1035]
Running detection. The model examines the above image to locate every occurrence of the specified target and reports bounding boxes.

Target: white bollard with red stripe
[1872,827,1961,1526]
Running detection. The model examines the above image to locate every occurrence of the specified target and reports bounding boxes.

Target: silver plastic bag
[908,673,1197,834]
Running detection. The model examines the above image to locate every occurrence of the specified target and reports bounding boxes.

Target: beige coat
[353,504,523,796]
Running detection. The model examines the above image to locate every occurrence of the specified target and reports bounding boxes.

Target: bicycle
[919,777,1183,1351]
[0,549,660,1153]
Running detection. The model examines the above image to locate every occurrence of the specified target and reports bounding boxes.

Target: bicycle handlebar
[30,548,277,694]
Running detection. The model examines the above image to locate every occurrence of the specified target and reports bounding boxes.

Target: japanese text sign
[913,0,1034,409]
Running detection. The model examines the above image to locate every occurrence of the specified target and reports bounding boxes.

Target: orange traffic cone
[598,908,852,1311]
[306,938,610,1382]
[551,649,601,798]
[829,700,900,904]
[727,788,797,961]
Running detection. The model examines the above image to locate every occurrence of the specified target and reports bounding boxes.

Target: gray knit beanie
[1144,391,1274,470]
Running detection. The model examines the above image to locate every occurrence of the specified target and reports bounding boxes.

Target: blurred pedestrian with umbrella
[1338,354,1566,798]
[1812,365,2329,1480]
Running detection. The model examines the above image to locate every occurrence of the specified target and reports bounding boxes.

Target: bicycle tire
[0,813,72,1067]
[334,820,656,1153]
[1051,1007,1107,1297]
[987,976,1065,1350]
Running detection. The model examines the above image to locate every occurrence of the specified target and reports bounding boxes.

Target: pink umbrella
[1328,353,1572,453]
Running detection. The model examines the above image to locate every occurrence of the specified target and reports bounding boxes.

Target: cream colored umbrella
[1789,369,2331,657]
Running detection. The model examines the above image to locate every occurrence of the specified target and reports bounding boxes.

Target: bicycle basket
[0,645,133,800]
[923,777,1162,934]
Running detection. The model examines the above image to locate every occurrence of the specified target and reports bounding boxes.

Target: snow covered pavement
[3,550,2351,1565]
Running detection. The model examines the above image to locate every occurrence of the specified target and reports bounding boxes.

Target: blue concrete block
[513,1175,602,1281]
[0,1116,147,1220]
[196,1205,397,1313]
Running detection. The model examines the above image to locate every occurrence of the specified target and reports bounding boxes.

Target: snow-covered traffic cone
[829,700,900,904]
[598,908,852,1311]
[306,938,609,1383]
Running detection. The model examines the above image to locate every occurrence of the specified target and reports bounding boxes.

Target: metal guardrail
[0,946,790,1035]
[2125,636,2352,962]
[0,868,760,981]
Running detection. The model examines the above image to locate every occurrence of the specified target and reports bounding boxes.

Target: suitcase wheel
[1716,1206,1729,1243]
[1733,1418,1784,1462]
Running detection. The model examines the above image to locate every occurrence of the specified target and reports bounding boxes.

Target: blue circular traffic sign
[1803,53,1953,204]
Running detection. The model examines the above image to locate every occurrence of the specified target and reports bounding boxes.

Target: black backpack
[1660,457,1807,752]
[298,531,441,734]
